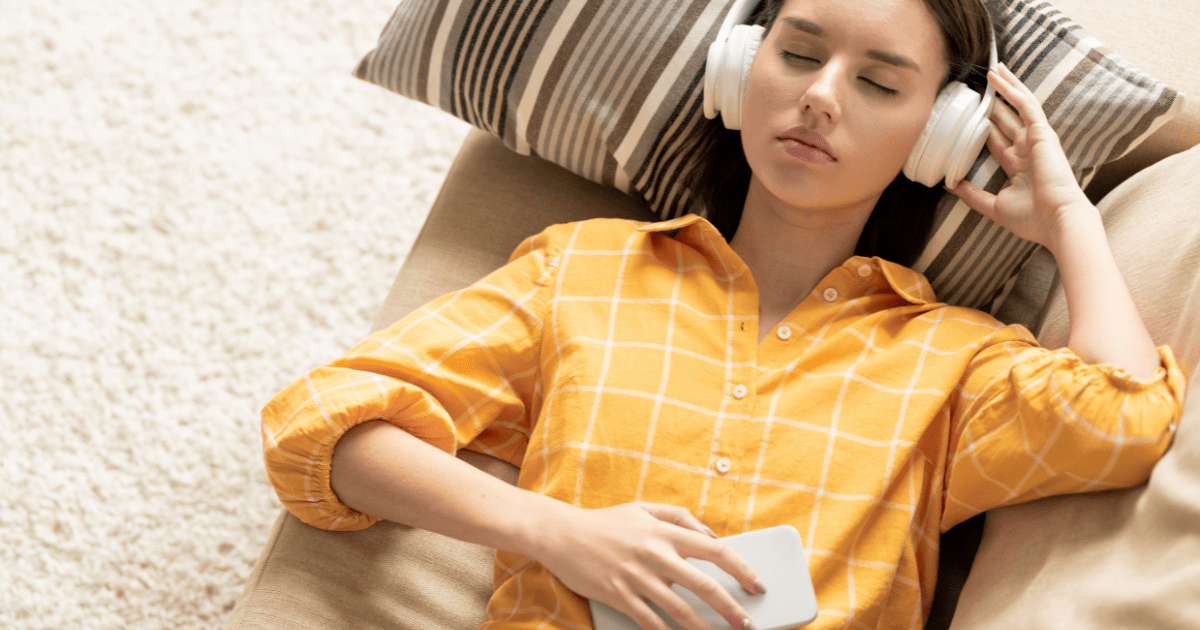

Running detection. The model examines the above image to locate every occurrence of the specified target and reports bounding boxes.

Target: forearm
[1047,204,1159,379]
[330,419,566,558]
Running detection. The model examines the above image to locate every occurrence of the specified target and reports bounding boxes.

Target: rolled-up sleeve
[261,228,563,531]
[943,334,1186,530]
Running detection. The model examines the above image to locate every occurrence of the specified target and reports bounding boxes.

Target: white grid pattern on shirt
[263,218,1180,630]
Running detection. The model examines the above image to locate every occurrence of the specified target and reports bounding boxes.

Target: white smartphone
[589,524,819,630]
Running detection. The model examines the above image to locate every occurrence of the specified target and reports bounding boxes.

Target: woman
[261,0,1184,628]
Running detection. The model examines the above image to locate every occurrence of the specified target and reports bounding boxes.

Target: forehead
[773,0,946,65]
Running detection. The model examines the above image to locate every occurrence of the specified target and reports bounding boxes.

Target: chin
[759,163,843,205]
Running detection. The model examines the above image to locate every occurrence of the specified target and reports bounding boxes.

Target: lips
[779,127,837,164]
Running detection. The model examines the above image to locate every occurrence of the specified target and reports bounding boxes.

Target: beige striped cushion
[354,0,1183,313]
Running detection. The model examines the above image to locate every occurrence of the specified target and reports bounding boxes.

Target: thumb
[638,502,719,539]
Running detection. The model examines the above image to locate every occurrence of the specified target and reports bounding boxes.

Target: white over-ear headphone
[703,0,998,188]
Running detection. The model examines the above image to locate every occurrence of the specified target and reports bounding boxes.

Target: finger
[655,559,755,630]
[640,577,723,630]
[986,126,1020,176]
[989,97,1023,145]
[989,65,1047,126]
[949,179,997,220]
[639,503,718,539]
[676,534,764,596]
[619,593,673,630]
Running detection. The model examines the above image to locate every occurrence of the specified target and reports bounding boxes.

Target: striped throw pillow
[354,0,1184,312]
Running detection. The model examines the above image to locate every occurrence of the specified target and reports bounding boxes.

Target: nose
[800,63,842,125]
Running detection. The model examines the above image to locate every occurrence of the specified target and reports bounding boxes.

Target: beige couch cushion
[949,144,1200,629]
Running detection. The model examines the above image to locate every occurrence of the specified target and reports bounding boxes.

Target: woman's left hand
[950,63,1094,249]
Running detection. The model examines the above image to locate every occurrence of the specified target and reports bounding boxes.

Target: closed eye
[780,50,818,64]
[781,51,901,98]
[860,78,899,98]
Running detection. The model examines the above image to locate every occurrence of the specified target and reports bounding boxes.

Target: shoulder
[939,304,1037,345]
[895,300,1041,363]
[872,257,1038,347]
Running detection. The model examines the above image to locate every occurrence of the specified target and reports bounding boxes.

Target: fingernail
[702,525,718,538]
[742,618,760,630]
[753,578,768,594]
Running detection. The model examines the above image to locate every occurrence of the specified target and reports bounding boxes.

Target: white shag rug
[0,0,470,627]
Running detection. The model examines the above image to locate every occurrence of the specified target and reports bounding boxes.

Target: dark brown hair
[692,0,995,267]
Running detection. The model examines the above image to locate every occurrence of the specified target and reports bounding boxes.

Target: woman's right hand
[531,501,764,630]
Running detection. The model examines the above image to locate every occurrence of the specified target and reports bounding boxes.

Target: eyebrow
[781,17,922,72]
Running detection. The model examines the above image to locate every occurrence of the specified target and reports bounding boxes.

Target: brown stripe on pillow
[537,1,699,185]
[478,0,547,132]
[918,163,1008,303]
[412,0,452,104]
[622,4,723,217]
[923,203,994,306]
[354,0,445,105]
[524,1,595,165]
[450,1,504,129]
[429,0,466,114]
[543,0,654,179]
[1084,78,1178,166]
[972,233,1039,311]
[635,77,709,218]
[608,0,713,155]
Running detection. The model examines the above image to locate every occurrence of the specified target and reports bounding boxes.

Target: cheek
[738,87,781,169]
[861,109,932,174]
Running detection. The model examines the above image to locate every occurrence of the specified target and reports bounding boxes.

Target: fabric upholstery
[353,0,1183,313]
[948,143,1200,630]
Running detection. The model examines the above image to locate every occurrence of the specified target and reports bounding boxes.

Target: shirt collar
[638,216,937,306]
[636,214,707,234]
[869,258,935,305]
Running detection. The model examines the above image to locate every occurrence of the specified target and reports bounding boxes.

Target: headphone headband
[714,0,759,46]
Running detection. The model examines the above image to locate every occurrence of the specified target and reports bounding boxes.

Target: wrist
[506,493,577,561]
[1044,201,1103,256]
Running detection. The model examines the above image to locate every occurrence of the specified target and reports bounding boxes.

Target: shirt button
[776,325,793,341]
[858,263,873,277]
[732,384,748,399]
[715,457,732,474]
[823,287,839,302]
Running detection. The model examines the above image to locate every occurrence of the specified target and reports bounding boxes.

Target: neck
[729,177,876,337]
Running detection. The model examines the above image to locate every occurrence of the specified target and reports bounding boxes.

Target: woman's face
[740,0,949,220]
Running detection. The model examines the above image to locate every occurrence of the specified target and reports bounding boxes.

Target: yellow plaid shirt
[263,216,1184,630]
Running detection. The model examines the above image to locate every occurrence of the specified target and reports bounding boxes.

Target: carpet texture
[0,0,470,627]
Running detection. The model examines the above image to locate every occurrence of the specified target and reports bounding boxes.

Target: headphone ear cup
[903,82,979,187]
[704,24,764,130]
[721,24,764,130]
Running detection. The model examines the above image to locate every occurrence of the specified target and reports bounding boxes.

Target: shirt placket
[706,277,760,533]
